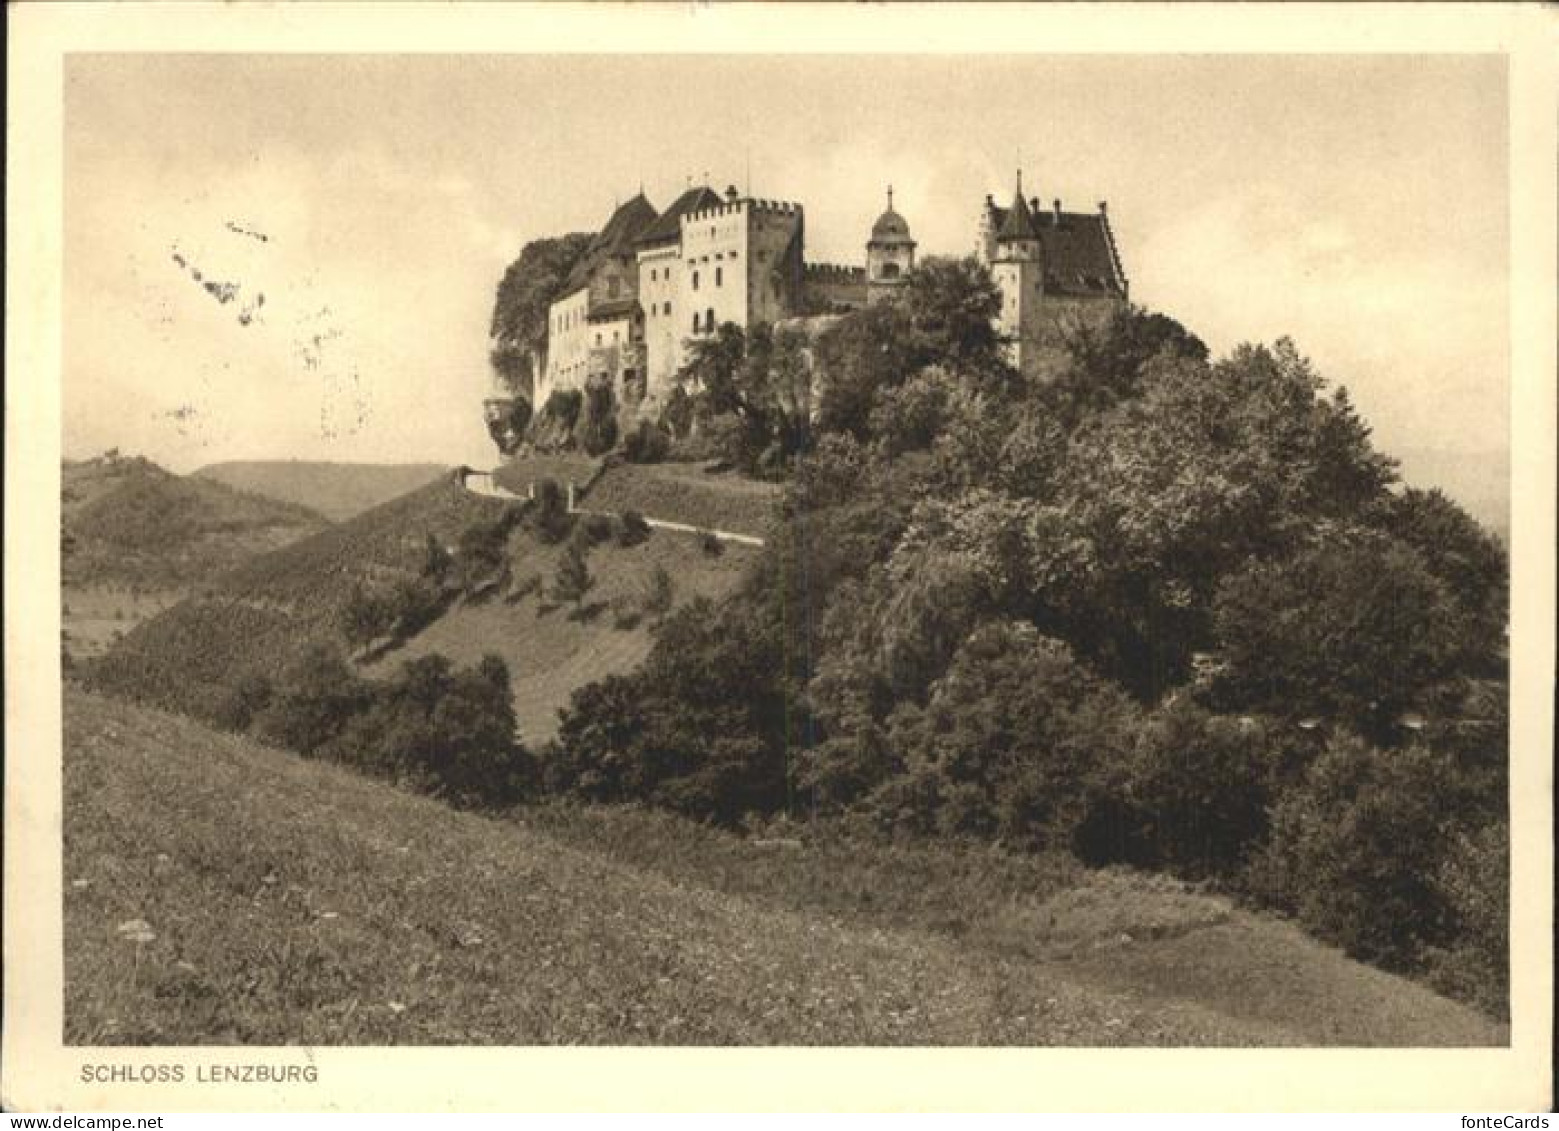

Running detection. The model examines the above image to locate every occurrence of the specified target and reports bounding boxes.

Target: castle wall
[540,286,592,406]
[804,264,867,312]
[745,202,805,324]
[638,244,681,404]
[679,201,754,359]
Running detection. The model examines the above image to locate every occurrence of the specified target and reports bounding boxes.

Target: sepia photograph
[6,1,1554,1114]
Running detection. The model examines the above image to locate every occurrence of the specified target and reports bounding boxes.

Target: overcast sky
[63,53,1508,518]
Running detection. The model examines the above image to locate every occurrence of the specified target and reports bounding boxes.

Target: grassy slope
[365,527,758,742]
[86,470,754,742]
[85,478,515,702]
[65,688,1504,1047]
[191,461,449,522]
[582,462,782,537]
[62,457,328,589]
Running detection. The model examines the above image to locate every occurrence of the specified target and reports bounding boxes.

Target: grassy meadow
[64,688,1504,1046]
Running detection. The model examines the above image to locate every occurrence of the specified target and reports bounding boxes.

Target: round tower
[866,185,916,305]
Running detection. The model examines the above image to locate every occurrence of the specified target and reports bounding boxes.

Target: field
[192,460,449,522]
[64,688,1505,1046]
[364,524,759,742]
[62,584,183,664]
[582,461,782,538]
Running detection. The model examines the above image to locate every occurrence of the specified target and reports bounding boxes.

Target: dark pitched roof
[562,193,660,292]
[996,191,1038,242]
[635,186,724,247]
[987,203,1127,297]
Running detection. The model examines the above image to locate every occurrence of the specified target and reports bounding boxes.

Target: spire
[1016,167,1023,197]
[997,175,1038,243]
[887,184,894,211]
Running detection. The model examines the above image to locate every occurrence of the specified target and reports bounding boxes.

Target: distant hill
[193,460,448,522]
[63,686,1505,1046]
[62,455,329,590]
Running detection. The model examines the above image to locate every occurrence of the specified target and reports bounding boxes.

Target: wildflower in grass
[116,918,156,986]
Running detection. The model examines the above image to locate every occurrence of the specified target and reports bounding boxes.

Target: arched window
[692,271,700,291]
[715,266,723,287]
[880,262,901,280]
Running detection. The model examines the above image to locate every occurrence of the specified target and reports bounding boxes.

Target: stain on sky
[160,220,370,442]
[169,244,266,327]
[224,220,270,243]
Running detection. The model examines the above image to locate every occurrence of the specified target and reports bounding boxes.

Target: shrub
[1251,733,1465,969]
[551,543,595,608]
[505,573,541,604]
[254,641,366,756]
[617,509,652,547]
[1422,820,1508,1016]
[339,583,398,651]
[623,419,670,464]
[388,576,447,638]
[609,594,642,631]
[573,377,619,456]
[1213,535,1470,739]
[1121,701,1273,878]
[543,388,583,430]
[574,513,617,549]
[452,516,514,595]
[419,533,453,582]
[640,565,674,620]
[527,478,573,545]
[870,620,1140,850]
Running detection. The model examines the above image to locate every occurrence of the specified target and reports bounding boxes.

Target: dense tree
[551,542,595,609]
[1252,733,1470,969]
[339,583,398,651]
[871,620,1139,848]
[488,234,593,395]
[255,641,366,755]
[573,376,619,456]
[1212,534,1469,738]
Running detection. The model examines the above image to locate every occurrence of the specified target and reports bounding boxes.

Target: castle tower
[991,171,1044,375]
[865,185,916,305]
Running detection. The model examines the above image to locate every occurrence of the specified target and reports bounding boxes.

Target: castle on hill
[528,173,1128,411]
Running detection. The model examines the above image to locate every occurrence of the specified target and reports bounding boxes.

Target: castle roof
[563,193,660,291]
[635,186,725,247]
[996,190,1039,242]
[987,200,1127,297]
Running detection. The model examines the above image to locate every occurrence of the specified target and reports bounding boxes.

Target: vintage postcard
[5,1,1554,1113]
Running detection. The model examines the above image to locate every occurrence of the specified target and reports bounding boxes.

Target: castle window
[664,301,672,315]
[715,267,723,287]
[692,313,700,333]
[705,307,714,332]
[692,271,699,291]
